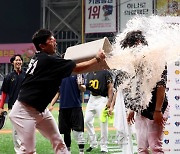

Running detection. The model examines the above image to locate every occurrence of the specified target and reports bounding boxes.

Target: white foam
[107,15,180,110]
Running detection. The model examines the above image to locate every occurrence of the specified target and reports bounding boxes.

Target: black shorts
[58,107,84,134]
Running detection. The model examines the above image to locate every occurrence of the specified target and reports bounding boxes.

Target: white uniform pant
[84,95,108,152]
[8,110,21,153]
[9,100,68,154]
[12,126,21,153]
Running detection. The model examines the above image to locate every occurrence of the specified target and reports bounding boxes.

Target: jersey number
[26,59,38,75]
[89,80,99,89]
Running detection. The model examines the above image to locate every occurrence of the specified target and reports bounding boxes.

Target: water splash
[107,15,180,111]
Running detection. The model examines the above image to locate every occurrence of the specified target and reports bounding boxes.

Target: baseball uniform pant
[84,95,108,152]
[8,110,21,153]
[135,107,169,154]
[9,100,68,154]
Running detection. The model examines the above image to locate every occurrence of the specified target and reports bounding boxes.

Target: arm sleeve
[0,74,10,108]
[0,92,7,108]
[106,71,113,85]
[1,74,10,93]
[52,56,76,79]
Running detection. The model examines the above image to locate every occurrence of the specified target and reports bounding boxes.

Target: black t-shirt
[1,70,26,109]
[141,68,168,120]
[113,68,168,120]
[86,70,112,97]
[18,51,76,112]
[113,70,130,90]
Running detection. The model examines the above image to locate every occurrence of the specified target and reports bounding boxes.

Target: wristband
[95,56,101,63]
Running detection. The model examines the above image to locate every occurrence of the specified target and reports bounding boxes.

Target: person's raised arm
[73,49,105,73]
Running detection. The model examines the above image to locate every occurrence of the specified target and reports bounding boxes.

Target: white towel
[113,89,133,154]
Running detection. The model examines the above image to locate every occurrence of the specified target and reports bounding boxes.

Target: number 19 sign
[85,0,117,33]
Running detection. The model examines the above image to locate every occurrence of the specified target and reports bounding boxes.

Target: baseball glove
[0,111,7,130]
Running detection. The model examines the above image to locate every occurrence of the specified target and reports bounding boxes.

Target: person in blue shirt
[49,74,86,154]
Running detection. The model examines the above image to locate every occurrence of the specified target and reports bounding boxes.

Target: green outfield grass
[0,103,137,154]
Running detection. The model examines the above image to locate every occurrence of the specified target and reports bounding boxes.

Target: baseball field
[0,103,137,154]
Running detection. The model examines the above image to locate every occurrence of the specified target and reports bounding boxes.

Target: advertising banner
[0,43,35,63]
[85,0,117,33]
[156,0,180,16]
[119,0,154,32]
[164,58,180,153]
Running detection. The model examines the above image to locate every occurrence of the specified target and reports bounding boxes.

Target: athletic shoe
[101,151,108,154]
[0,111,7,130]
[79,148,84,154]
[86,147,93,152]
[67,147,71,154]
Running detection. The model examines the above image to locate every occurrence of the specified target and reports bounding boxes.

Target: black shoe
[67,147,70,152]
[86,147,93,152]
[101,151,108,154]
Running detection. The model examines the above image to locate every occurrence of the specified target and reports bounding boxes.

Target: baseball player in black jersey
[84,70,113,153]
[9,29,106,154]
[0,54,25,153]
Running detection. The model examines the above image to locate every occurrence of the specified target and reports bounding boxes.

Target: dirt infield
[0,130,12,134]
[0,127,116,134]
